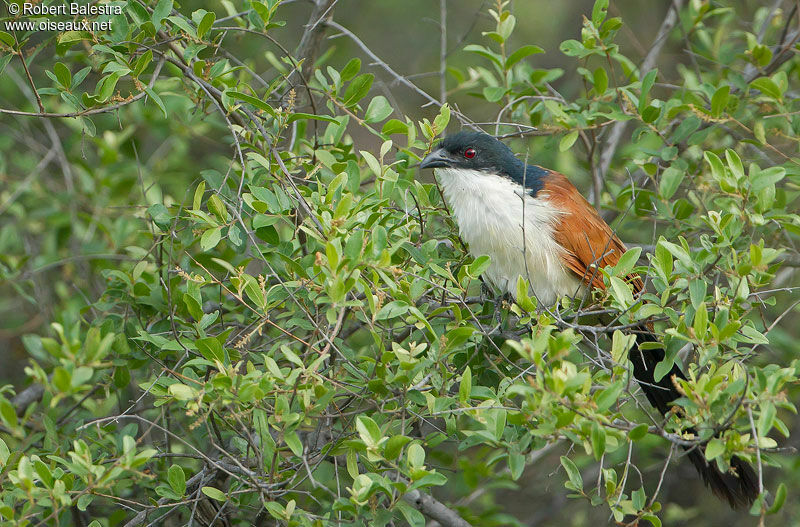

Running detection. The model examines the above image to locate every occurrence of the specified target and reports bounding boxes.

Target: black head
[419,131,547,193]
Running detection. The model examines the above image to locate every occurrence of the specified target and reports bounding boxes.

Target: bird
[419,130,758,509]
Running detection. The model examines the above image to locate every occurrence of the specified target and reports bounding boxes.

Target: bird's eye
[464,148,476,159]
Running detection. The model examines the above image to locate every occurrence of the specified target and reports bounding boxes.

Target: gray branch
[295,0,338,82]
[11,383,44,416]
[403,488,473,527]
[598,0,684,180]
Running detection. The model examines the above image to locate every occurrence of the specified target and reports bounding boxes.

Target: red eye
[464,148,476,159]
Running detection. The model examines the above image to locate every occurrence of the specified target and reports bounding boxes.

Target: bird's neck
[505,161,549,197]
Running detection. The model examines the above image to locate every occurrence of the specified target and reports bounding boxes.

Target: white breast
[435,168,582,307]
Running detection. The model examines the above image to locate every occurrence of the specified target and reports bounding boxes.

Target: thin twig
[440,0,448,104]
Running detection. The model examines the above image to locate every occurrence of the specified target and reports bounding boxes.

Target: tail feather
[686,448,759,509]
[632,329,759,509]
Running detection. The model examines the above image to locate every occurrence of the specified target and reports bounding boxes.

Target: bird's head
[419,131,523,176]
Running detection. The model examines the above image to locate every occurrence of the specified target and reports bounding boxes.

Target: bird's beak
[419,148,451,169]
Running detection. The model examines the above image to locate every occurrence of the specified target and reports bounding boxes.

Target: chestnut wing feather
[542,170,643,293]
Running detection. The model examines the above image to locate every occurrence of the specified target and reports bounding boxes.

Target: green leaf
[595,381,623,411]
[340,57,361,81]
[704,438,724,461]
[750,165,785,191]
[284,431,303,456]
[559,130,579,152]
[593,66,608,94]
[464,44,503,66]
[168,383,196,400]
[482,86,506,103]
[628,423,648,441]
[591,422,606,459]
[611,330,636,364]
[152,0,173,28]
[193,181,206,211]
[444,327,475,350]
[749,77,781,100]
[658,239,691,268]
[643,513,661,527]
[168,464,186,495]
[754,120,766,144]
[196,336,225,362]
[33,459,53,488]
[433,103,450,134]
[0,54,13,78]
[365,95,393,123]
[559,39,589,58]
[467,255,491,277]
[689,279,706,309]
[0,437,10,467]
[382,119,408,135]
[197,11,215,39]
[693,302,708,341]
[96,72,125,102]
[407,443,425,468]
[356,415,382,445]
[642,105,661,123]
[498,14,516,41]
[459,366,472,403]
[639,69,658,112]
[53,62,71,89]
[710,85,730,117]
[384,436,411,460]
[208,194,228,223]
[142,86,166,118]
[767,482,786,514]
[395,499,426,526]
[560,456,583,490]
[614,247,641,277]
[592,0,609,25]
[505,45,544,68]
[0,31,14,47]
[758,403,776,437]
[285,112,338,124]
[346,449,359,479]
[228,90,276,117]
[659,167,684,199]
[342,73,374,106]
[134,51,153,77]
[77,494,93,511]
[508,451,526,480]
[725,149,744,180]
[609,276,634,307]
[200,226,222,251]
[376,300,409,320]
[653,344,677,382]
[201,486,226,502]
[251,2,271,26]
[0,398,18,430]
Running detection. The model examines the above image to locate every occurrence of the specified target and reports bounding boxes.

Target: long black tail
[631,329,759,509]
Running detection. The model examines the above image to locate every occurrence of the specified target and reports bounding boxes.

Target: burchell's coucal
[420,131,758,508]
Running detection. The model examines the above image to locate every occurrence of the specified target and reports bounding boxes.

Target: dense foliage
[1,0,799,525]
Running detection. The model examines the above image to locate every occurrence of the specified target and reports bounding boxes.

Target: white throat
[435,168,581,306]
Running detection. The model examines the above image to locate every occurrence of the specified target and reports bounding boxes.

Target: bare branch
[296,0,338,82]
[440,0,448,104]
[403,488,473,527]
[325,19,474,128]
[11,383,45,416]
[598,0,684,181]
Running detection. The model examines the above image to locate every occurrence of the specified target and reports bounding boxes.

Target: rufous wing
[541,170,643,293]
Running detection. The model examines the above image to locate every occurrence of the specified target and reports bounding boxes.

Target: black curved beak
[419,148,452,169]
